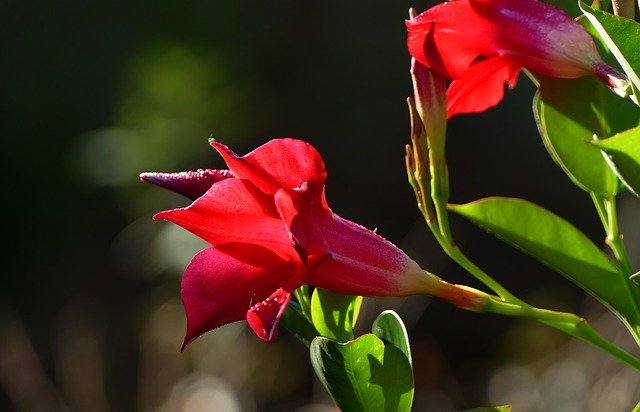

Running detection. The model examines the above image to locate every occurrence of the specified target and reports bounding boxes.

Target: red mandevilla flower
[406,0,626,118]
[141,139,482,346]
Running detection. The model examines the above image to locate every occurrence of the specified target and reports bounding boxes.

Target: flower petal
[155,178,301,264]
[273,183,330,265]
[211,138,327,195]
[140,169,233,200]
[246,288,293,342]
[407,0,599,79]
[181,248,295,348]
[407,0,496,78]
[468,0,598,77]
[446,56,520,118]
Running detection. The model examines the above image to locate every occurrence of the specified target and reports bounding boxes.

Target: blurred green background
[2,1,639,411]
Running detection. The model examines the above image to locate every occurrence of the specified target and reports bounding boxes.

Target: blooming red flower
[141,139,473,346]
[406,0,626,118]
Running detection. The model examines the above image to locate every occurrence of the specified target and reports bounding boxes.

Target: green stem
[485,297,640,371]
[593,194,640,347]
[447,246,522,304]
[590,192,610,232]
[603,196,633,276]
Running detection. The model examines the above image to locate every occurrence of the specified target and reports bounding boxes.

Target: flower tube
[406,0,627,117]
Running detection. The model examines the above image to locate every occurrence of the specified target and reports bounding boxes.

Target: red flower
[406,0,625,118]
[141,139,464,346]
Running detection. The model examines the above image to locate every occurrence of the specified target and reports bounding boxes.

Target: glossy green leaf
[372,310,412,365]
[310,334,414,412]
[449,197,639,325]
[464,406,512,412]
[534,76,640,195]
[311,288,363,342]
[591,125,640,196]
[580,2,640,94]
[280,304,319,348]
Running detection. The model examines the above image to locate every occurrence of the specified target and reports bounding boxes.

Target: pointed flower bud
[142,139,483,346]
[410,58,447,155]
[406,0,628,117]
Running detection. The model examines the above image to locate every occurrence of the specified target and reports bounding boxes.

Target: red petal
[181,248,295,349]
[246,288,293,342]
[211,138,327,195]
[140,169,233,200]
[407,0,598,80]
[446,56,520,118]
[155,178,301,264]
[273,183,330,264]
[407,0,495,79]
[468,0,597,76]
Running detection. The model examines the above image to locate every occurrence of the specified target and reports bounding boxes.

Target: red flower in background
[406,0,625,118]
[141,139,462,346]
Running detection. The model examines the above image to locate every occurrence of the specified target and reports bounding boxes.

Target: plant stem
[485,296,640,371]
[603,195,633,276]
[611,0,635,19]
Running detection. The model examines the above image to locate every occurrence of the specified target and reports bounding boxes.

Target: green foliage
[311,288,363,342]
[280,304,319,348]
[449,197,640,326]
[310,334,414,412]
[591,125,640,196]
[534,76,640,195]
[372,310,412,365]
[580,2,640,96]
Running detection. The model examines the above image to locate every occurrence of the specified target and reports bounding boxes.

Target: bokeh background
[2,1,639,411]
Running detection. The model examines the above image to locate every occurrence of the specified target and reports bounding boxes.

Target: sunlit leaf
[580,2,640,95]
[311,288,363,342]
[449,197,639,325]
[310,334,414,412]
[372,310,412,365]
[591,125,640,196]
[534,76,639,195]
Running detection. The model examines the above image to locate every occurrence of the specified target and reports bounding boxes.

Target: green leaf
[311,288,363,342]
[449,197,639,325]
[372,310,412,366]
[543,0,582,17]
[591,125,640,196]
[534,76,640,195]
[580,2,640,95]
[464,406,512,412]
[310,334,414,412]
[280,304,319,348]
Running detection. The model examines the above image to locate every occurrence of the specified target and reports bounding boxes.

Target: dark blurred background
[2,1,639,411]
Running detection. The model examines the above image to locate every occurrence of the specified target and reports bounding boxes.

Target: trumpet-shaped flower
[141,139,482,346]
[406,0,626,118]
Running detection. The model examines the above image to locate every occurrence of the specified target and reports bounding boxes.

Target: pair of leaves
[311,310,414,412]
[287,290,414,411]
[449,198,640,328]
[291,292,512,411]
